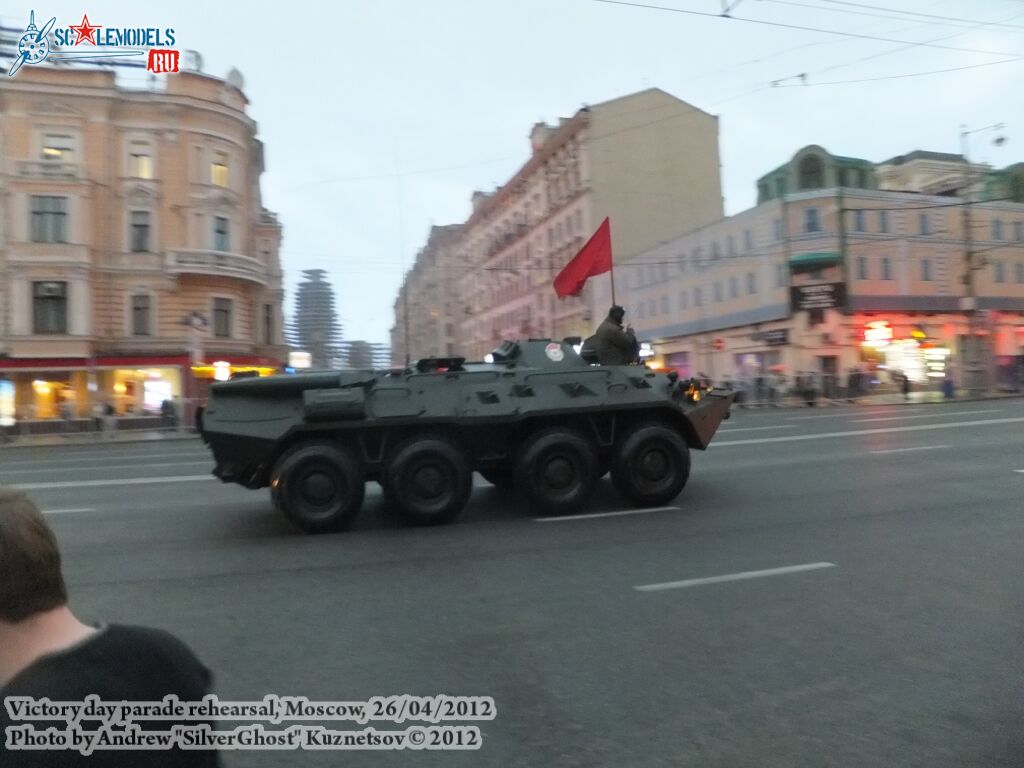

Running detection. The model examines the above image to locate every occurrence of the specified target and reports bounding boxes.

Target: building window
[921,258,932,281]
[212,151,229,187]
[992,219,1003,241]
[213,298,233,338]
[881,256,892,280]
[727,235,736,257]
[856,256,867,280]
[744,229,753,251]
[42,134,74,163]
[711,242,721,261]
[130,210,151,252]
[129,142,153,179]
[728,276,738,298]
[1015,221,1024,242]
[804,208,821,233]
[131,294,152,336]
[853,209,866,232]
[30,196,68,243]
[777,263,787,288]
[776,177,786,197]
[773,218,783,242]
[713,283,722,302]
[994,261,1005,283]
[798,156,824,190]
[837,169,848,187]
[659,264,668,281]
[33,282,67,335]
[747,272,757,294]
[879,210,889,234]
[648,299,656,317]
[678,291,688,310]
[694,286,703,307]
[263,304,274,344]
[919,213,930,235]
[1016,262,1024,283]
[213,216,230,251]
[638,303,646,319]
[660,295,669,315]
[758,182,770,201]
[694,247,703,268]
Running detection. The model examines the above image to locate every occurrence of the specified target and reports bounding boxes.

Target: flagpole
[610,262,616,306]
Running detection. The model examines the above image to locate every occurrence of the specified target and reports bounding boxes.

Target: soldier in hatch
[588,305,639,365]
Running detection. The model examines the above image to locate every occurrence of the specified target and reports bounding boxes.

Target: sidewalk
[0,429,200,449]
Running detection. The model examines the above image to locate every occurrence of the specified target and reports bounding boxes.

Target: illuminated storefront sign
[862,321,894,348]
[0,379,14,427]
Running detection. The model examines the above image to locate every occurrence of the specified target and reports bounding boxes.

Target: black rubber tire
[611,423,690,507]
[383,437,472,526]
[270,442,365,534]
[514,428,599,515]
[479,466,515,489]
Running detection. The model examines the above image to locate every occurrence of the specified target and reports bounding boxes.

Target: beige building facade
[390,224,461,366]
[393,88,724,362]
[0,66,285,426]
[624,145,1024,391]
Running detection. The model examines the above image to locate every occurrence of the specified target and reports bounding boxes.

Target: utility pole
[959,123,1007,397]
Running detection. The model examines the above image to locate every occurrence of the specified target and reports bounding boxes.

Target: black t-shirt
[1,624,220,767]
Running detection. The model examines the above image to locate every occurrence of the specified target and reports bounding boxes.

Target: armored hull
[200,340,734,533]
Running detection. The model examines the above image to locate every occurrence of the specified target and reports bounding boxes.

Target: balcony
[15,160,83,180]
[166,249,268,285]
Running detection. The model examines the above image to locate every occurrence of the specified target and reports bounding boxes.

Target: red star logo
[69,14,102,46]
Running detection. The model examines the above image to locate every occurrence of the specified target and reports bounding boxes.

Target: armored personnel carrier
[199,340,734,533]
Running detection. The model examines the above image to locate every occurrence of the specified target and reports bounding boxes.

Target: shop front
[858,319,953,386]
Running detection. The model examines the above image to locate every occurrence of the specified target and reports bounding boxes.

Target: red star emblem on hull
[69,14,102,46]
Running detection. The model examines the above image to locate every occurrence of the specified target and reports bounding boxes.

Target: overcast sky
[8,0,1023,343]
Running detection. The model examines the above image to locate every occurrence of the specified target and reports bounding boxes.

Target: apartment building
[623,145,1024,388]
[0,65,285,424]
[391,88,724,362]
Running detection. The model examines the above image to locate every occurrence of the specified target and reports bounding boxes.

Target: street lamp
[959,123,1007,397]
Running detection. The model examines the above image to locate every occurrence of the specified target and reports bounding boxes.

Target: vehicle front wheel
[611,423,690,507]
[383,437,472,526]
[271,442,365,534]
[514,428,599,515]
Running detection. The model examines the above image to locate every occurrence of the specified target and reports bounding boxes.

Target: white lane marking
[0,451,207,468]
[12,475,217,490]
[635,562,836,592]
[43,508,97,515]
[787,409,893,421]
[711,416,1024,447]
[1,460,211,477]
[538,506,679,523]
[869,444,951,455]
[717,425,798,433]
[852,409,996,424]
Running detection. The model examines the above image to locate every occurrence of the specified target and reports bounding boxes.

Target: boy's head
[0,489,67,624]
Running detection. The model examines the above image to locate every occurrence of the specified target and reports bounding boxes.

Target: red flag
[553,217,612,298]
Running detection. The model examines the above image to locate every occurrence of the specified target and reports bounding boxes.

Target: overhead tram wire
[590,0,1021,57]
[768,6,1024,86]
[819,0,1024,32]
[771,57,1024,85]
[757,0,1024,33]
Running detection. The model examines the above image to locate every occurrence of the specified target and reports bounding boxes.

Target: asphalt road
[2,399,1023,767]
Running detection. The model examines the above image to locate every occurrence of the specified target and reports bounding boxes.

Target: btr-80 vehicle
[199,340,734,533]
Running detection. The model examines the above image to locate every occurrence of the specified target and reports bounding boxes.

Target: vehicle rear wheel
[611,423,690,507]
[383,437,472,526]
[514,428,599,515]
[271,442,365,534]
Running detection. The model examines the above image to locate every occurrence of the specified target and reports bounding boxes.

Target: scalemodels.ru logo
[8,10,180,77]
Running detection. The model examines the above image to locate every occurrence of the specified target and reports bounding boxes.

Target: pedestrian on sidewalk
[0,488,221,767]
[902,372,912,401]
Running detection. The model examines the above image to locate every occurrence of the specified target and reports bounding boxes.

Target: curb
[0,432,201,450]
[730,393,1023,411]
